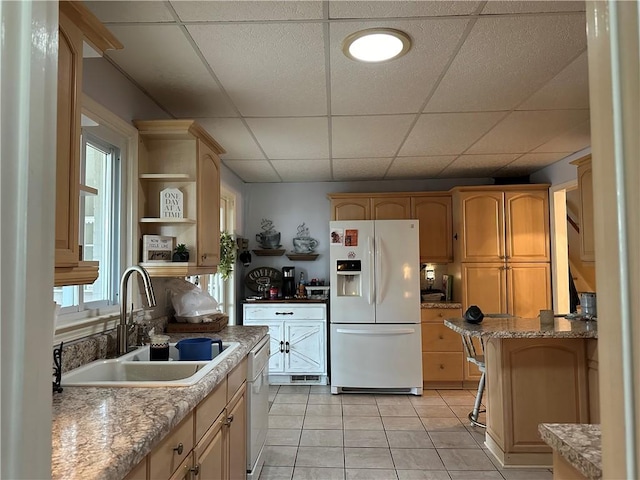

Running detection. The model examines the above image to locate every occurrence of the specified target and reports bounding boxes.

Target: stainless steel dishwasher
[246,334,269,480]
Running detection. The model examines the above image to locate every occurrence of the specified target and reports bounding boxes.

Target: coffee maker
[282,266,296,299]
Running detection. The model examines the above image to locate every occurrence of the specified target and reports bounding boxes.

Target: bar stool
[461,334,486,428]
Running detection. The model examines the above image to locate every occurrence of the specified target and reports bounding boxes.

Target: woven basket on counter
[165,313,228,333]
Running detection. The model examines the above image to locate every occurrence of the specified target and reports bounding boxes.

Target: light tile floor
[259,385,553,480]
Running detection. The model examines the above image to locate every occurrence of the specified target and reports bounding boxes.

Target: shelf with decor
[286,253,319,261]
[134,119,225,277]
[252,249,285,256]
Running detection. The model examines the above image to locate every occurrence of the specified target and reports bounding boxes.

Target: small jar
[269,286,278,299]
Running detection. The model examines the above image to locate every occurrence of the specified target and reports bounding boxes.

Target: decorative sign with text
[160,187,183,219]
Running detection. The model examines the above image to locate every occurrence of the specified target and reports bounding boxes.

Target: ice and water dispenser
[336,260,362,297]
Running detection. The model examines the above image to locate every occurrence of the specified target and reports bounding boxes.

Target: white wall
[530,147,590,185]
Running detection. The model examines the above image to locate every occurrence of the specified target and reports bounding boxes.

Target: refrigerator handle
[375,235,382,305]
[368,235,375,305]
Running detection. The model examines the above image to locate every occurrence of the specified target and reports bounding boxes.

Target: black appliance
[282,266,296,299]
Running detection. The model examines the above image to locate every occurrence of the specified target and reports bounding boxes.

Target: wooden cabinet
[134,120,225,277]
[454,188,550,263]
[54,1,121,286]
[328,192,453,263]
[451,185,551,316]
[485,338,589,467]
[572,156,595,262]
[123,457,147,480]
[411,195,453,263]
[138,360,247,480]
[587,339,599,423]
[420,307,466,388]
[243,304,327,384]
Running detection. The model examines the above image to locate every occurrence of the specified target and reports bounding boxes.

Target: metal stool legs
[468,370,486,428]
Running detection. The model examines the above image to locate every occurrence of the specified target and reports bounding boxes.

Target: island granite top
[444,316,598,339]
[539,423,602,480]
[421,302,462,309]
[52,325,268,480]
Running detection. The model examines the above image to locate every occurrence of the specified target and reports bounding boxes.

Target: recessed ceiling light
[343,28,412,63]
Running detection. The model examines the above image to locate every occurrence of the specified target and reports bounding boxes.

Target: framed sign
[142,235,174,262]
[160,187,183,218]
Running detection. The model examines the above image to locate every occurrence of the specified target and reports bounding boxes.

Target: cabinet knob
[279,341,285,353]
[201,254,207,261]
[190,465,200,476]
[439,364,445,370]
[225,414,234,426]
[173,442,184,455]
[438,335,444,340]
[438,313,443,317]
[285,341,290,353]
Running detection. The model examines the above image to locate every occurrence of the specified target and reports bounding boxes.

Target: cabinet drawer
[149,412,194,480]
[227,357,247,403]
[195,378,227,443]
[421,308,461,323]
[244,304,326,320]
[421,324,462,352]
[423,352,463,382]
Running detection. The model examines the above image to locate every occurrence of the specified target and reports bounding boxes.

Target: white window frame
[54,95,138,344]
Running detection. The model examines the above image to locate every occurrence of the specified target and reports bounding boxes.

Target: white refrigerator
[329,220,422,395]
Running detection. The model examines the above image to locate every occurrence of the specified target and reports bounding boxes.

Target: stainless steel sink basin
[61,341,240,387]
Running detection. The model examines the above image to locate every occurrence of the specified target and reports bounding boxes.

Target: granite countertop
[52,325,268,480]
[421,302,462,309]
[539,423,602,479]
[444,316,598,339]
[244,298,327,303]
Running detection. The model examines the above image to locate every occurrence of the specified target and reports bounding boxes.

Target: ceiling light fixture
[343,28,411,63]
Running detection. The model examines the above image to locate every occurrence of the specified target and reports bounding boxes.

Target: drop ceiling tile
[332,158,392,181]
[172,1,324,22]
[223,160,281,183]
[386,156,456,179]
[329,1,481,19]
[438,154,519,178]
[271,159,332,182]
[245,117,329,159]
[187,23,326,116]
[105,25,236,117]
[425,14,587,112]
[466,109,590,154]
[330,18,469,115]
[85,1,175,23]
[332,115,415,158]
[482,1,585,15]
[495,152,572,177]
[399,112,506,156]
[519,52,589,110]
[197,118,265,160]
[533,121,591,153]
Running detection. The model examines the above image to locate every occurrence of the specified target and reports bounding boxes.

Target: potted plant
[172,243,190,262]
[219,231,237,280]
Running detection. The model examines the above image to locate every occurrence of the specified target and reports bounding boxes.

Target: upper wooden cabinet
[371,196,411,219]
[411,195,453,263]
[55,1,122,286]
[572,156,595,262]
[328,194,410,220]
[453,186,550,263]
[134,120,225,277]
[329,196,370,220]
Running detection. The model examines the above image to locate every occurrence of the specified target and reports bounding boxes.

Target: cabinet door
[264,321,285,374]
[507,263,551,318]
[371,197,411,219]
[458,192,504,262]
[505,191,550,262]
[195,412,225,480]
[461,263,507,314]
[285,320,326,374]
[197,139,221,267]
[577,160,595,262]
[55,10,82,268]
[227,385,246,480]
[149,412,194,480]
[411,195,453,263]
[330,197,370,220]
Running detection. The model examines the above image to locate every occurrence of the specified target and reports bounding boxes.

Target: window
[53,131,121,314]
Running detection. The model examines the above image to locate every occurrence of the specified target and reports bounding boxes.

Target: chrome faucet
[117,265,157,356]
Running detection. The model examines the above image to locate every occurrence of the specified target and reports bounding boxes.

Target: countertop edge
[443,318,598,339]
[539,423,602,480]
[52,325,268,480]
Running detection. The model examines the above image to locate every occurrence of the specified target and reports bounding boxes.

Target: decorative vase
[172,251,189,262]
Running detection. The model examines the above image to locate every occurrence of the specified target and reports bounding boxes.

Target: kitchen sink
[61,341,240,387]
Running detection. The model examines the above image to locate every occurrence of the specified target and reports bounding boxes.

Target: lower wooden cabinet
[587,339,599,423]
[131,359,248,480]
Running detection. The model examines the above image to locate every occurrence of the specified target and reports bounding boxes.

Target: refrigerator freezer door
[330,221,375,324]
[330,323,422,394]
[374,220,421,324]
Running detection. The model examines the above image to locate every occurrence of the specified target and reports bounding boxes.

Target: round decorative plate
[244,266,283,292]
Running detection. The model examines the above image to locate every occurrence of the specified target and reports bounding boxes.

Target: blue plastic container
[175,338,215,361]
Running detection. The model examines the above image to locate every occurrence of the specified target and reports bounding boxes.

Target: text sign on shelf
[160,187,183,218]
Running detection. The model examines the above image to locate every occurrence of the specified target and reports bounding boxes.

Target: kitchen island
[444,317,598,468]
[52,325,268,480]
